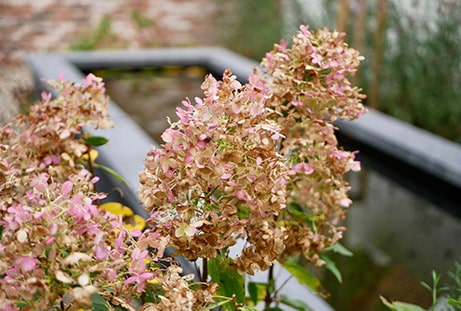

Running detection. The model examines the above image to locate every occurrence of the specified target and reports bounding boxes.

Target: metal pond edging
[336,110,461,216]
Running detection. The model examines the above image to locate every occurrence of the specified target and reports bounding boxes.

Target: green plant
[131,8,153,29]
[377,0,461,142]
[382,261,461,311]
[70,16,121,51]
[219,0,283,60]
[446,262,461,308]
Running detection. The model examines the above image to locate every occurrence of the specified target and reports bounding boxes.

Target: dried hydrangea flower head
[139,69,288,273]
[139,25,366,274]
[0,75,214,310]
[259,25,367,264]
[0,74,112,195]
[0,75,133,309]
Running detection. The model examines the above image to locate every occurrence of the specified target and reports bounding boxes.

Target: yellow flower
[147,265,162,285]
[99,202,134,217]
[99,202,145,231]
[122,214,146,232]
[80,149,99,163]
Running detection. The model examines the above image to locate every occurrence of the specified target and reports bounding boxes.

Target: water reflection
[324,165,461,309]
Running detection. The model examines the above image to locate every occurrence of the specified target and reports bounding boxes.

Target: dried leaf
[55,270,74,284]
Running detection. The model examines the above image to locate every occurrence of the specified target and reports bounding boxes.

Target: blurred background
[2,0,460,141]
[1,0,460,310]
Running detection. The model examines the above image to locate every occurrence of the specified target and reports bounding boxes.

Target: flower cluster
[0,75,214,310]
[262,25,365,121]
[139,25,366,275]
[1,24,366,310]
[139,69,288,273]
[260,25,367,264]
[0,74,112,182]
[139,266,218,311]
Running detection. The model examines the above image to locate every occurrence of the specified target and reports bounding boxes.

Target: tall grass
[378,0,461,142]
[219,0,283,60]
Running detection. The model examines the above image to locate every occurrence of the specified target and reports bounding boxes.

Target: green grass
[70,16,120,51]
[131,8,153,29]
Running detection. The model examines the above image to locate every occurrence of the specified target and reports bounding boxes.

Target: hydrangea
[139,25,366,274]
[1,25,367,310]
[0,75,214,310]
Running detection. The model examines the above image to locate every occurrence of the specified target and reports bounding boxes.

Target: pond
[324,166,461,310]
[97,67,461,311]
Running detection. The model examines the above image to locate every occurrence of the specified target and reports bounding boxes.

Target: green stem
[264,265,274,309]
[202,257,208,283]
[86,146,96,177]
[85,145,100,205]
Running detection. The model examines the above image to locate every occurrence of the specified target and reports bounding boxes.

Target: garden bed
[27,47,461,310]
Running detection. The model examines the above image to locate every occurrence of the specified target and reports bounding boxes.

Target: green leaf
[328,242,353,257]
[59,249,70,257]
[281,259,322,295]
[287,202,313,227]
[237,203,251,219]
[91,293,109,311]
[280,294,312,311]
[420,281,432,292]
[380,296,426,311]
[44,246,51,258]
[93,162,129,187]
[247,282,267,306]
[287,202,303,213]
[208,254,245,310]
[0,225,3,240]
[16,301,28,308]
[201,297,233,311]
[447,298,461,306]
[319,254,343,283]
[84,135,109,147]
